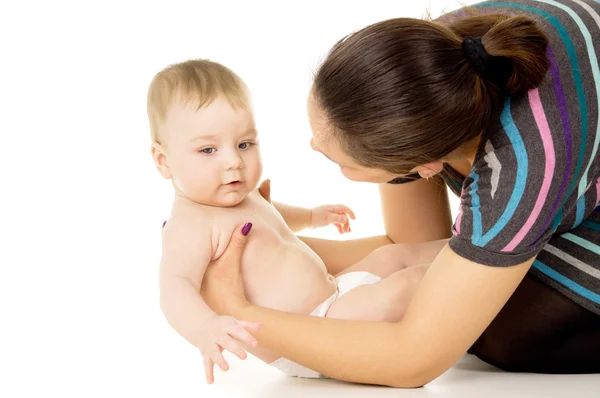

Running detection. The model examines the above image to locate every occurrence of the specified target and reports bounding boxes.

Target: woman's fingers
[201,223,253,315]
[221,223,252,263]
[205,223,250,282]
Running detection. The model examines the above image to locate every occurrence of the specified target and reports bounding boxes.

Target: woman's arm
[203,229,532,387]
[299,178,452,275]
[299,235,393,275]
[380,177,453,243]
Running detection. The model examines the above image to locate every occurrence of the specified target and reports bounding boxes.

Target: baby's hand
[311,204,356,234]
[197,315,260,384]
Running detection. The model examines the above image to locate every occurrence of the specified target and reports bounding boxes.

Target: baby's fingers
[211,349,230,372]
[236,320,261,332]
[327,213,348,226]
[219,335,248,360]
[344,206,356,220]
[343,220,351,233]
[229,322,259,347]
[334,205,356,220]
[204,355,216,384]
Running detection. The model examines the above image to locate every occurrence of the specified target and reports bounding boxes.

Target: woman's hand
[201,222,258,319]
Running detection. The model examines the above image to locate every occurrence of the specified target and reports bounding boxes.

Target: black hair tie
[463,37,491,75]
[462,36,513,88]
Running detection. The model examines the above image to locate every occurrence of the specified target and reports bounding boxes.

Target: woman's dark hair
[312,12,549,174]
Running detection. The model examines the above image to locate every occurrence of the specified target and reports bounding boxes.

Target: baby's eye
[239,142,251,150]
[200,148,215,154]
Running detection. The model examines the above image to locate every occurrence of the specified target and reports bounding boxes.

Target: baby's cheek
[248,158,263,184]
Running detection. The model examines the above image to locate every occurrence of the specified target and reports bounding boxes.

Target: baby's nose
[225,153,244,170]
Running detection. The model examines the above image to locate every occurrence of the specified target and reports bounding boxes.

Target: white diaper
[269,271,381,378]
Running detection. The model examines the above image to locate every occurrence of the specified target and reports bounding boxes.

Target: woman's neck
[445,134,483,178]
[462,134,483,166]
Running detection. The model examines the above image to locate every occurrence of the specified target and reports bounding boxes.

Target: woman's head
[309,12,549,182]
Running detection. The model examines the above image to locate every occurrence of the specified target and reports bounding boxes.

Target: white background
[1,0,545,396]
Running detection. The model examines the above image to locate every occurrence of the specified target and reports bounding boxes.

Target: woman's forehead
[307,94,358,167]
[313,132,357,168]
[307,95,329,130]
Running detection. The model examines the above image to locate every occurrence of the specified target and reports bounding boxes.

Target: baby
[148,59,445,383]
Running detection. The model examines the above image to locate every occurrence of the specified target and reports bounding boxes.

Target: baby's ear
[258,179,271,203]
[151,142,171,179]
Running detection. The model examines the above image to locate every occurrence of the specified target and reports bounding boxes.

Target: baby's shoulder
[161,207,219,253]
[159,208,221,278]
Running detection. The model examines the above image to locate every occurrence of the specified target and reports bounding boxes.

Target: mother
[202,0,600,387]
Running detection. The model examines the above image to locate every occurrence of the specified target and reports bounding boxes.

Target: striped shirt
[393,0,600,315]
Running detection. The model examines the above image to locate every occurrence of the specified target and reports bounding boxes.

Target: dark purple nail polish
[162,221,167,228]
[241,222,253,236]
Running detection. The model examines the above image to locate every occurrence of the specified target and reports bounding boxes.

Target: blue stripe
[551,208,563,232]
[471,97,528,247]
[563,233,600,255]
[468,170,482,241]
[582,220,600,232]
[482,2,589,223]
[533,260,600,304]
[573,195,587,228]
[536,0,600,227]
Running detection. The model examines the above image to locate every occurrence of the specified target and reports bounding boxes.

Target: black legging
[468,273,600,373]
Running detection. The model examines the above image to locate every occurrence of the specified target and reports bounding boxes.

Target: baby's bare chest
[210,197,293,261]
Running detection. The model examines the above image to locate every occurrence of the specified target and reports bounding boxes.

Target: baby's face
[161,97,262,207]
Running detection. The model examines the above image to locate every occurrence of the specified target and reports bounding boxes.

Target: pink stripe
[503,89,555,251]
[596,177,600,206]
[454,188,466,235]
[454,208,463,235]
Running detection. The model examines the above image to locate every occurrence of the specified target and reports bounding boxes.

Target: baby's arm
[159,223,216,344]
[159,222,258,383]
[258,179,354,233]
[273,202,313,232]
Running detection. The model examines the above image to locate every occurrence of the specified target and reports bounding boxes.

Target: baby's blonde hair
[147,59,250,144]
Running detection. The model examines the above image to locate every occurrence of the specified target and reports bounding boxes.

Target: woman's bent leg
[468,273,600,373]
